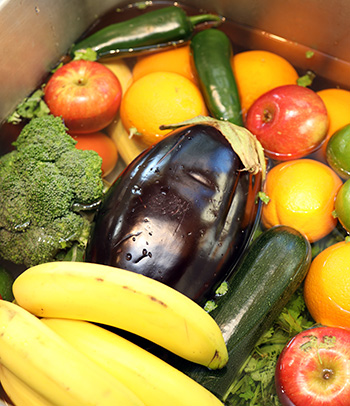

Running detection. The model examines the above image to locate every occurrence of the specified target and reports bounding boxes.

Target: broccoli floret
[0,213,91,267]
[0,115,104,267]
[13,114,76,161]
[56,148,104,205]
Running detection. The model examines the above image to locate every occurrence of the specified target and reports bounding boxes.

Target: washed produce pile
[1,2,350,405]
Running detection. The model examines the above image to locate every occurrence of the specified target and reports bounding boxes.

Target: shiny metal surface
[0,0,117,123]
[1,0,350,123]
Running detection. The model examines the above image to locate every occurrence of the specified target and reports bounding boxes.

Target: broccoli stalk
[0,115,104,267]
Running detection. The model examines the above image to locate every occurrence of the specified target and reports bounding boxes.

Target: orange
[132,45,197,83]
[120,71,207,146]
[71,132,118,177]
[261,159,343,243]
[316,88,350,157]
[304,241,350,328]
[231,50,299,118]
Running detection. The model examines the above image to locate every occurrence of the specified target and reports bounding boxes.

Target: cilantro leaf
[297,71,316,87]
[73,48,98,61]
[7,89,50,124]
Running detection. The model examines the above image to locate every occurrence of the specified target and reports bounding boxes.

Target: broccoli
[0,115,104,267]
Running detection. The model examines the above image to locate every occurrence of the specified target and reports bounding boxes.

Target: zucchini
[172,225,311,400]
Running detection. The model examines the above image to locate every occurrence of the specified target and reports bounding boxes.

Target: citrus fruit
[132,45,197,83]
[304,241,350,328]
[326,124,350,179]
[71,132,118,177]
[120,71,207,146]
[317,88,350,157]
[231,50,299,118]
[334,177,350,232]
[261,158,343,243]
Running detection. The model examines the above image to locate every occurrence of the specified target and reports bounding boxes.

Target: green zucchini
[172,225,311,400]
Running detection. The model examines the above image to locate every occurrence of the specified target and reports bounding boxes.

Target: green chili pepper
[191,28,243,126]
[70,6,223,59]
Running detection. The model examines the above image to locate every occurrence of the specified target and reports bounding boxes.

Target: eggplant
[86,118,265,304]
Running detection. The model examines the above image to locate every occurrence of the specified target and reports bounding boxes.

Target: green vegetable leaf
[257,191,270,205]
[215,281,228,296]
[297,71,316,87]
[7,89,50,124]
[204,300,218,313]
[73,47,98,61]
[305,50,315,59]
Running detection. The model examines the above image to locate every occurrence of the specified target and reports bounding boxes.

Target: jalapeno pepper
[191,28,243,126]
[70,6,223,59]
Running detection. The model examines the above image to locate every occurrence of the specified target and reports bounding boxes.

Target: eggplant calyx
[160,116,266,180]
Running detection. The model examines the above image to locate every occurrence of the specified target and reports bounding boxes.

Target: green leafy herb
[7,89,50,124]
[305,50,315,59]
[216,281,229,296]
[257,191,270,205]
[73,47,98,61]
[204,300,218,313]
[51,62,64,73]
[297,71,316,87]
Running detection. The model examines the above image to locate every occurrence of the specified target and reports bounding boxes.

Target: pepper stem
[189,13,224,28]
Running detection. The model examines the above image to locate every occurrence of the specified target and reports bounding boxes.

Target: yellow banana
[100,58,133,96]
[42,317,224,406]
[0,300,144,406]
[13,261,228,369]
[102,56,146,165]
[0,364,54,406]
[107,117,146,165]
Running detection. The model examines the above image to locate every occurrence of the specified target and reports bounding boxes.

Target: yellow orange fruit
[304,241,350,328]
[317,88,350,157]
[120,71,207,146]
[261,159,343,243]
[132,45,197,83]
[231,50,299,118]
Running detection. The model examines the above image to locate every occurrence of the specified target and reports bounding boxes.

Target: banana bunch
[0,261,227,405]
[0,299,143,406]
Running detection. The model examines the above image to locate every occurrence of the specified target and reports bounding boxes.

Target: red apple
[275,325,350,405]
[44,60,122,133]
[245,84,329,160]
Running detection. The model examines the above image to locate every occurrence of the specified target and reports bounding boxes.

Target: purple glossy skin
[86,124,261,304]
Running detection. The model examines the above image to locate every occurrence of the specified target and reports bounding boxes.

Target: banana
[99,58,133,96]
[0,364,54,406]
[103,58,146,165]
[13,261,228,369]
[0,300,144,406]
[107,117,146,165]
[42,317,224,406]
